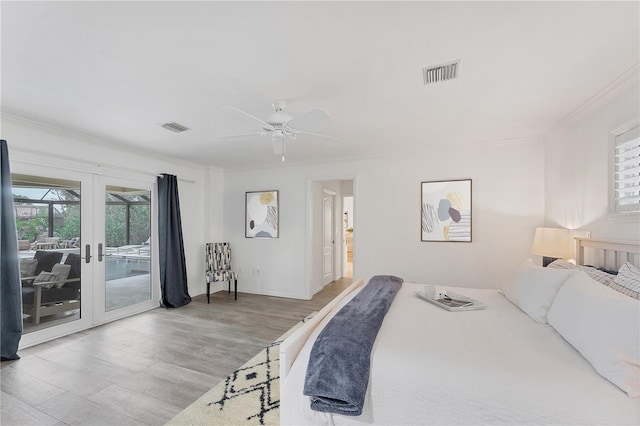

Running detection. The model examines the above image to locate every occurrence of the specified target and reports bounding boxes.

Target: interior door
[322,189,335,285]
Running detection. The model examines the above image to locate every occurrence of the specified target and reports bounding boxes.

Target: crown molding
[544,63,640,138]
[1,112,206,170]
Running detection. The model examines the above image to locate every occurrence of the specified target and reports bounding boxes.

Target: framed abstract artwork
[421,179,472,242]
[245,190,279,238]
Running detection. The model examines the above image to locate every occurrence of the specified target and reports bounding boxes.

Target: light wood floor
[1,278,352,426]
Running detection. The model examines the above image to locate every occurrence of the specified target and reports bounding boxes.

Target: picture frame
[421,179,472,242]
[245,190,279,238]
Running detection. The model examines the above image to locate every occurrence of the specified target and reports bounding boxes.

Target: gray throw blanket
[303,275,403,416]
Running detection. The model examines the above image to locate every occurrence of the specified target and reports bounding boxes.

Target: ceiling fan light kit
[218,100,337,162]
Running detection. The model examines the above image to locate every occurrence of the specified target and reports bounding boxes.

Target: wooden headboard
[575,237,640,270]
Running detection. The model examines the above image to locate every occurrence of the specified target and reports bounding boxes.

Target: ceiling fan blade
[221,106,273,129]
[293,130,339,140]
[286,108,330,130]
[216,131,267,139]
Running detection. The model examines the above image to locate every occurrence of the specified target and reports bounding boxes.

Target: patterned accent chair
[205,243,238,302]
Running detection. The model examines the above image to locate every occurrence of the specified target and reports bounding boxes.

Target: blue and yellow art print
[421,179,471,242]
[246,190,279,238]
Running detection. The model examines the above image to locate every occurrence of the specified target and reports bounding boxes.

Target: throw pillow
[20,258,38,278]
[609,262,640,300]
[34,271,60,289]
[548,259,616,287]
[51,264,71,288]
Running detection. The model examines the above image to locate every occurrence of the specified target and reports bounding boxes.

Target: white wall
[2,115,224,297]
[223,139,545,299]
[544,79,640,241]
[341,180,354,197]
[3,114,549,302]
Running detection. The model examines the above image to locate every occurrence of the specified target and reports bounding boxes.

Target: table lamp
[531,227,573,267]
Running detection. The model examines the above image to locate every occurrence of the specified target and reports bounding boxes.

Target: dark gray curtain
[157,174,191,308]
[1,140,22,360]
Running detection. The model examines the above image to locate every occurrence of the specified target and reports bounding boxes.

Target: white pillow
[502,259,574,323]
[548,271,640,398]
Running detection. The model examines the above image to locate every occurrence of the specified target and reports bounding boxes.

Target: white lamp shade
[531,227,573,259]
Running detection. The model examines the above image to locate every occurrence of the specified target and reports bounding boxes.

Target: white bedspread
[281,284,640,425]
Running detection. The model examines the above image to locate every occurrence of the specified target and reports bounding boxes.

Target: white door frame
[305,176,357,299]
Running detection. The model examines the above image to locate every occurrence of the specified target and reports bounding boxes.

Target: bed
[280,238,640,425]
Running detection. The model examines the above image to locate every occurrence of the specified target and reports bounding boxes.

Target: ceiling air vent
[161,122,190,133]
[423,60,460,85]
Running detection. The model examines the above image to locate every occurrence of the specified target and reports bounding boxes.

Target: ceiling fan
[217,100,337,162]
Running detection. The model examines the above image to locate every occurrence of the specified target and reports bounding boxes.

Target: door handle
[97,243,112,261]
[83,244,92,263]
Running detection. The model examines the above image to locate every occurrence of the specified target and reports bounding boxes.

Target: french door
[12,162,159,348]
[93,175,157,325]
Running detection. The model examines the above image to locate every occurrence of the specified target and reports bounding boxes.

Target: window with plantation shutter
[610,126,640,215]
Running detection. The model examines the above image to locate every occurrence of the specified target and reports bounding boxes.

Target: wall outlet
[586,231,592,238]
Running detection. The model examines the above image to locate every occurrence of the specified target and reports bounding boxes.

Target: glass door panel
[10,168,93,345]
[103,185,152,311]
[93,175,156,324]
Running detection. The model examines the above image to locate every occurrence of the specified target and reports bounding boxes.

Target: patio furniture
[22,253,81,324]
[205,242,238,303]
[33,251,63,275]
[60,237,79,248]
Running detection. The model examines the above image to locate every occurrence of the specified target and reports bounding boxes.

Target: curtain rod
[156,174,196,184]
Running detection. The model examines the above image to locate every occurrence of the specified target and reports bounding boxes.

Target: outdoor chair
[205,242,238,303]
[22,253,81,324]
[33,250,64,275]
[61,236,79,248]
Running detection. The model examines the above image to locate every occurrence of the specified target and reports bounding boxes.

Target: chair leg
[206,282,210,304]
[234,279,238,300]
[228,280,231,294]
[33,286,43,324]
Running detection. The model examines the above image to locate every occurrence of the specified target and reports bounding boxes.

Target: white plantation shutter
[614,126,640,213]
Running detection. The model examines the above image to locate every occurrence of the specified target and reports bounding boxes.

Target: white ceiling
[2,1,638,170]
